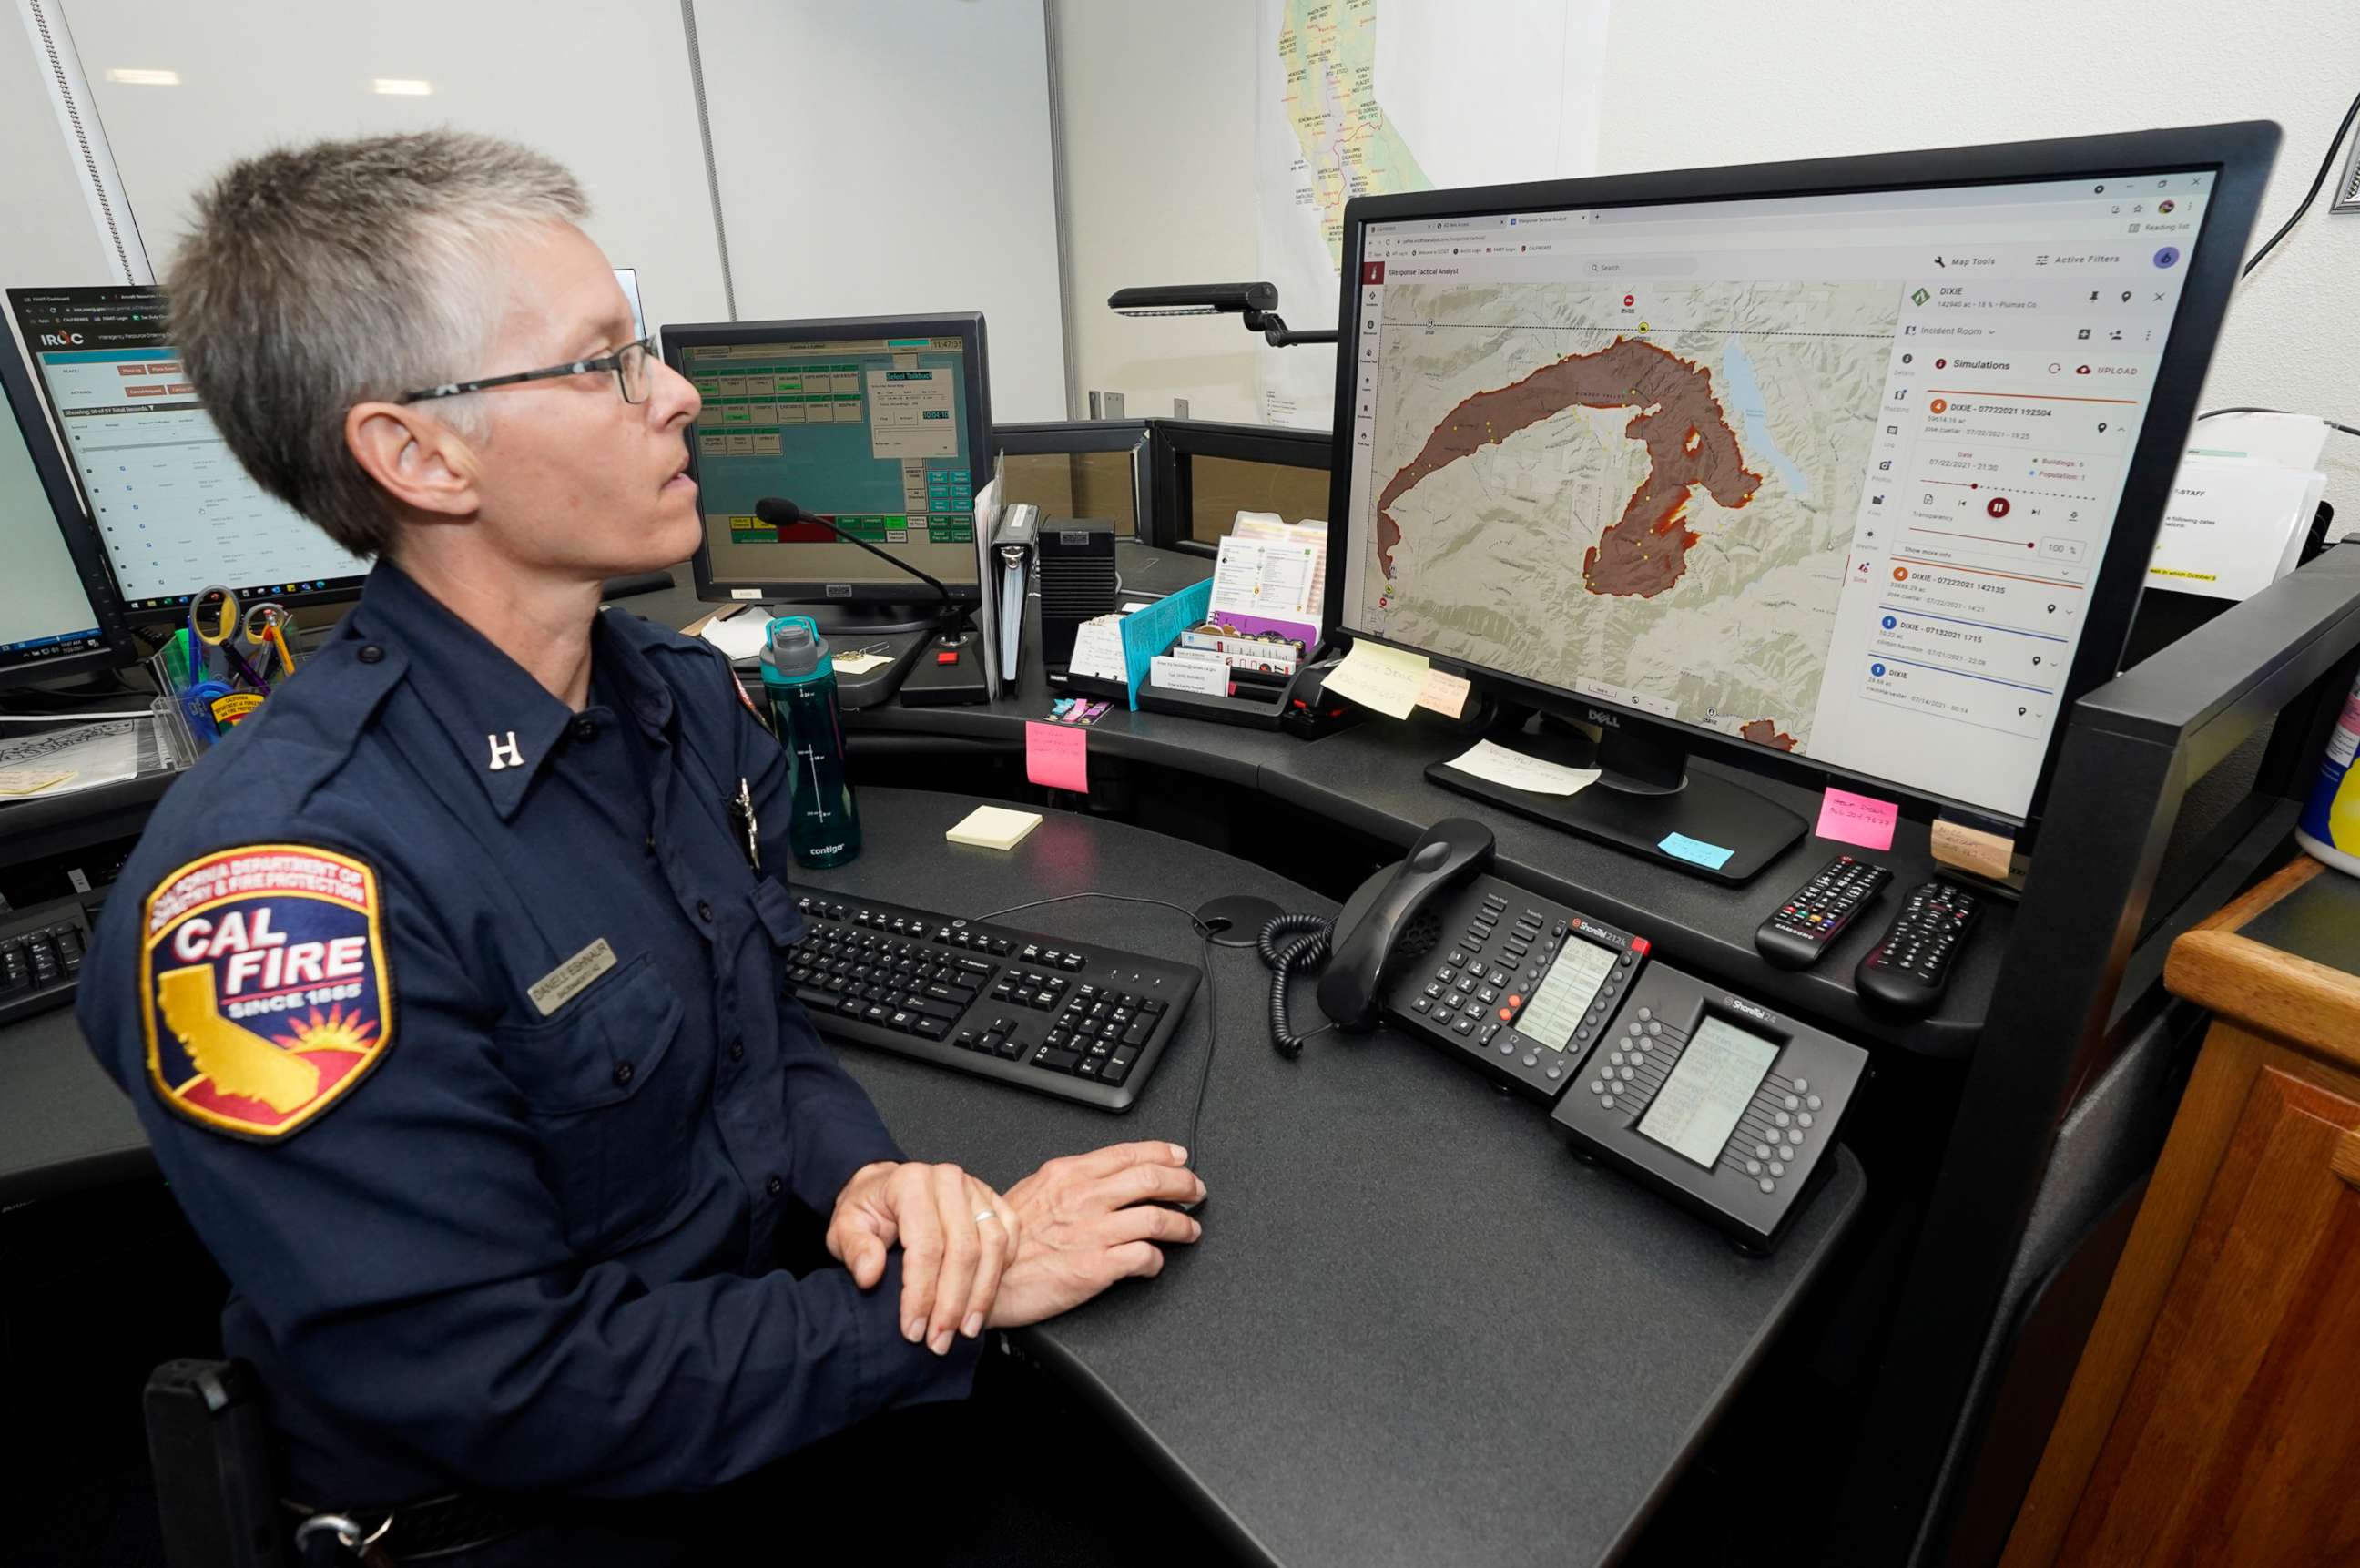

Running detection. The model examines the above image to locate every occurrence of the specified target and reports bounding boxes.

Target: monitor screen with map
[1334,130,2268,830]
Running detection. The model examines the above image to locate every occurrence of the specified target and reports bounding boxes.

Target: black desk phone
[1317,820,1867,1251]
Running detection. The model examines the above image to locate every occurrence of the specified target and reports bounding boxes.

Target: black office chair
[144,1358,290,1567]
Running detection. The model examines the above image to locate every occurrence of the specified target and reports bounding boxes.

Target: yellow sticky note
[1930,817,2015,880]
[945,804,1043,850]
[1325,640,1429,719]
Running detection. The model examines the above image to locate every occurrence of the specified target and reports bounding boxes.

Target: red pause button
[1987,497,2012,518]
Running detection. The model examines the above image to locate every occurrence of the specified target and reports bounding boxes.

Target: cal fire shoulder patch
[139,844,394,1141]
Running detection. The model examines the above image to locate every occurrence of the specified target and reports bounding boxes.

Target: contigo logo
[1724,996,1775,1023]
[1585,708,1622,728]
[37,331,84,348]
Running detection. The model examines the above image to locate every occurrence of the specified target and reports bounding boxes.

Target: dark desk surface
[809,789,1864,1568]
[828,597,2006,1058]
[9,788,1862,1567]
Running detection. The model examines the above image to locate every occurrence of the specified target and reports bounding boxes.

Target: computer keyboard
[782,891,1201,1111]
[0,898,92,1026]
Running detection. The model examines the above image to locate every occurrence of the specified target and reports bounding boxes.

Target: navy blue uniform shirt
[78,562,977,1504]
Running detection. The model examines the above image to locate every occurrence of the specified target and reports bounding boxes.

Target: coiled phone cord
[1257,913,1336,1059]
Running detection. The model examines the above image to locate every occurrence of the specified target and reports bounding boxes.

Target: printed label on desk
[1149,655,1229,697]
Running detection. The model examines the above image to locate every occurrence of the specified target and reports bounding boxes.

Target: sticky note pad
[1657,831,1735,871]
[946,804,1043,850]
[1816,788,1899,852]
[1025,720,1089,793]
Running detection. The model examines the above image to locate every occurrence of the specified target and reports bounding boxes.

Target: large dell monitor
[8,286,371,623]
[666,313,991,631]
[0,338,134,690]
[1330,123,2277,881]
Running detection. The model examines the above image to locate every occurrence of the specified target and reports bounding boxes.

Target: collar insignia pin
[486,731,524,771]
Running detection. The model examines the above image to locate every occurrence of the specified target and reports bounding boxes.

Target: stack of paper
[2149,458,2323,601]
[1205,519,1325,652]
[1068,615,1129,682]
[2151,413,2328,601]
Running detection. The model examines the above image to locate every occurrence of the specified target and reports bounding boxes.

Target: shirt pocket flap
[495,954,685,1115]
[748,876,808,948]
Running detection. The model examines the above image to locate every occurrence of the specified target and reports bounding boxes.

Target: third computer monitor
[666,313,990,614]
[0,331,131,688]
[1333,124,2274,833]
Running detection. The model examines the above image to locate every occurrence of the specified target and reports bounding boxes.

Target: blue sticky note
[1117,578,1215,710]
[1657,831,1734,871]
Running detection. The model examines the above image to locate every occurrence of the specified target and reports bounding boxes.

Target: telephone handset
[1317,819,1496,1031]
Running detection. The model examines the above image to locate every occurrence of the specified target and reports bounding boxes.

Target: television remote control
[1755,854,1892,970]
[1855,879,1982,1016]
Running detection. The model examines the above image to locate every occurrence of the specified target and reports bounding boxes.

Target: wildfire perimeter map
[1360,280,1899,752]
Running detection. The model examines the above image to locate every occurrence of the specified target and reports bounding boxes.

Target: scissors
[188,585,273,694]
[241,598,297,681]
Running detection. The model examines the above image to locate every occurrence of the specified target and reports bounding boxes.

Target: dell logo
[36,331,84,348]
[825,584,852,598]
[1585,708,1621,729]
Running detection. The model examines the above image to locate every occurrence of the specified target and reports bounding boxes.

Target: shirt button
[612,1060,635,1086]
[571,716,597,742]
[697,900,715,923]
[765,1174,783,1196]
[644,833,657,854]
[357,645,385,665]
[727,1039,744,1062]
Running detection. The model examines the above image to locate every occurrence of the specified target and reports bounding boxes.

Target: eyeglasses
[397,336,657,406]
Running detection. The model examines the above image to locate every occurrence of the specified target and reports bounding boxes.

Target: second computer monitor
[667,314,991,616]
[7,286,372,623]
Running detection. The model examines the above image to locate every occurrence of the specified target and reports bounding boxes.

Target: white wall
[1055,0,1262,422]
[1057,0,2360,510]
[7,1,1065,416]
[695,0,1067,420]
[54,0,735,327]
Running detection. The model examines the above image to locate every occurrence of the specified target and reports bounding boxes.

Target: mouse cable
[967,891,1223,1172]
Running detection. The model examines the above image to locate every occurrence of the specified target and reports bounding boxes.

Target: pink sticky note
[1025,720,1089,793]
[1816,787,1898,852]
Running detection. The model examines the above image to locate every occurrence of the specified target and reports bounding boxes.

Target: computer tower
[1037,518,1119,669]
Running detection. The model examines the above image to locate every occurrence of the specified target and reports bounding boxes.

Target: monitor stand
[1424,714,1806,885]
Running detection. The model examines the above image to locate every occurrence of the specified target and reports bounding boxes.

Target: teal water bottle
[760,616,861,868]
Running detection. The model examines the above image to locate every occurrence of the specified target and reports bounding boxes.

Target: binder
[988,503,1039,695]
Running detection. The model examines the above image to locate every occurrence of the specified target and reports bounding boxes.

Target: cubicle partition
[991,416,1333,552]
[1830,545,2360,1566]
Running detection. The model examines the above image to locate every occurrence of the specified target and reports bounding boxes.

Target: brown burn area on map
[1738,719,1797,751]
[1374,337,1763,598]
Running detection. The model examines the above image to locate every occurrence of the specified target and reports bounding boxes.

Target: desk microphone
[753,496,958,629]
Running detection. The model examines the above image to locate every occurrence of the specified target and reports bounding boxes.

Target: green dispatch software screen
[686,335,978,589]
